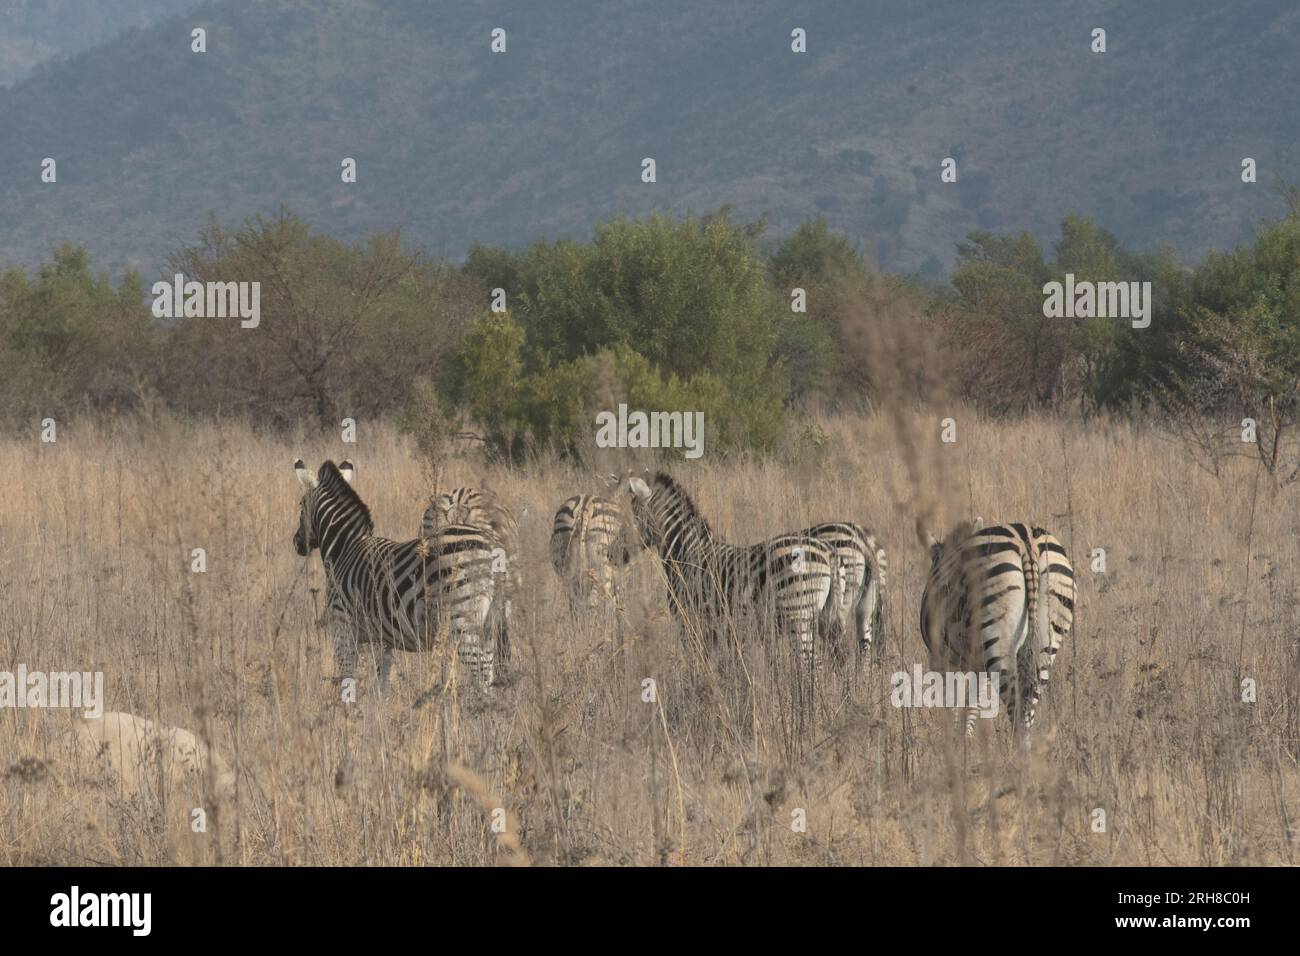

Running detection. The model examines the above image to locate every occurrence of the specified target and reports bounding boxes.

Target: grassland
[1,408,1297,866]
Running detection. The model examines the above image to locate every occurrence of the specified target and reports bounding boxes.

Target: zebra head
[627,474,662,550]
[293,458,368,558]
[606,468,648,563]
[627,472,708,557]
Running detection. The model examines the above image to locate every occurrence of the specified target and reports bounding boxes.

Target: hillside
[0,0,202,85]
[0,0,1297,276]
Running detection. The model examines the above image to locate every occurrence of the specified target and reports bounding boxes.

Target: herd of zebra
[292,459,1076,732]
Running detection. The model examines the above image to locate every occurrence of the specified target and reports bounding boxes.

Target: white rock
[72,712,235,802]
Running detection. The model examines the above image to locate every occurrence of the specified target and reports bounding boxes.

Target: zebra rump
[549,492,634,608]
[803,521,888,660]
[420,485,519,669]
[920,518,1074,730]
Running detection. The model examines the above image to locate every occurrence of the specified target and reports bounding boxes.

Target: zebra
[420,486,519,548]
[549,488,636,609]
[919,518,1075,734]
[626,473,834,671]
[420,485,519,671]
[293,459,501,688]
[803,522,888,662]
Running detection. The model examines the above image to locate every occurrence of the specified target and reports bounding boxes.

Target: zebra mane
[929,519,977,565]
[651,472,712,535]
[318,460,374,533]
[949,519,978,542]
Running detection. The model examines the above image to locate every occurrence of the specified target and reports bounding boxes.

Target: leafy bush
[4,200,1299,476]
[0,244,153,426]
[446,210,791,460]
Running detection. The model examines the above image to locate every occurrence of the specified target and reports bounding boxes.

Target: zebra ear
[294,459,317,489]
[926,532,940,550]
[972,516,984,532]
[629,477,652,500]
[338,460,355,484]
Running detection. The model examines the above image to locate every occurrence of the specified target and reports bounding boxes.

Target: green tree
[768,218,864,404]
[447,311,527,453]
[1174,212,1300,474]
[517,211,777,381]
[0,244,153,425]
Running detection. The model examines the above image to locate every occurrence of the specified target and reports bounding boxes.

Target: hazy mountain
[0,0,203,86]
[1,0,1296,278]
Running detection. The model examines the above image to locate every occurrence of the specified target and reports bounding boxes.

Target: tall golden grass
[1,407,1296,866]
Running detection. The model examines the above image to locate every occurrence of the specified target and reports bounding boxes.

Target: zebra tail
[872,578,886,661]
[1016,539,1045,725]
[857,541,888,661]
[855,571,878,659]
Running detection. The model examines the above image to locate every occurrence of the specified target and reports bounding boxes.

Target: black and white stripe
[920,519,1075,732]
[549,492,634,608]
[803,521,888,660]
[294,460,500,687]
[421,486,519,669]
[627,473,834,669]
[421,486,519,549]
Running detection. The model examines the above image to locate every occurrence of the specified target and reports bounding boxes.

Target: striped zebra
[420,485,519,669]
[920,518,1075,733]
[420,486,519,549]
[293,459,501,688]
[627,473,834,670]
[549,489,635,609]
[804,522,888,662]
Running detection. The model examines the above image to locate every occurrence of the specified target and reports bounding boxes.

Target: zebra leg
[487,593,511,680]
[829,561,848,656]
[856,574,882,662]
[1017,696,1037,748]
[965,706,978,737]
[792,617,816,672]
[1014,703,1035,750]
[1017,691,1038,732]
[853,595,870,659]
[1013,650,1041,730]
[332,626,360,683]
[597,566,619,613]
[786,611,826,734]
[500,596,513,663]
[456,633,481,686]
[790,615,819,702]
[457,600,496,688]
[817,596,844,667]
[375,645,394,691]
[469,635,495,687]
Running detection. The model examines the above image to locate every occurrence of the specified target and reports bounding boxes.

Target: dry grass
[1,408,1297,866]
